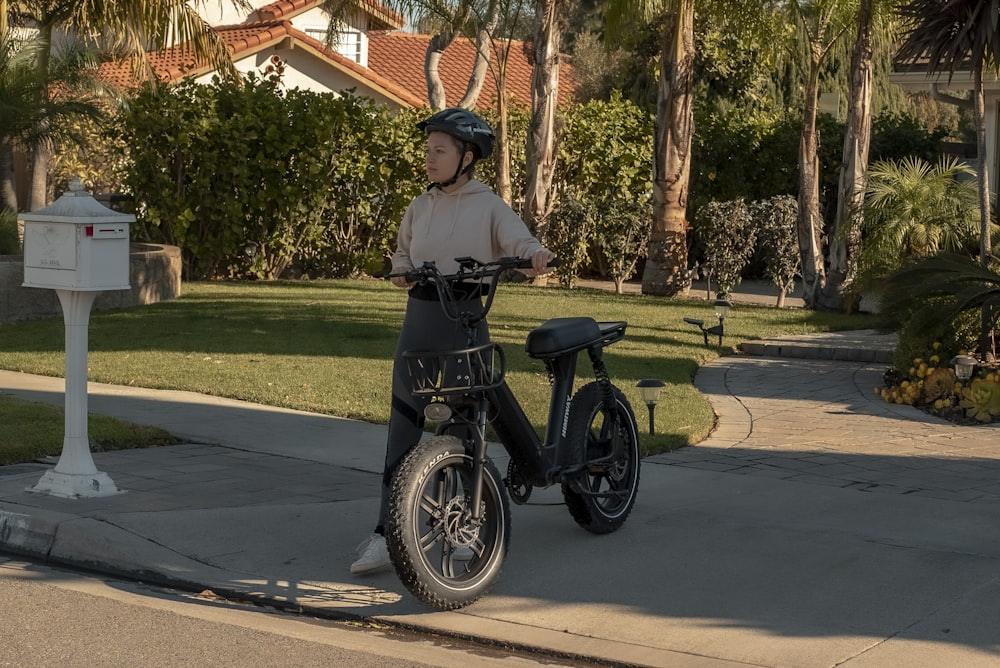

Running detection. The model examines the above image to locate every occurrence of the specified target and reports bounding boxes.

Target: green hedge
[118,76,424,279]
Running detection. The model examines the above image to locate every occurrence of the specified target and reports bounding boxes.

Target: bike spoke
[418,523,445,552]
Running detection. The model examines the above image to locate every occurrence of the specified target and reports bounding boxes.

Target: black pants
[377,295,488,528]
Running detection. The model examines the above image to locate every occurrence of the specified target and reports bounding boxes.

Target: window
[303,25,362,64]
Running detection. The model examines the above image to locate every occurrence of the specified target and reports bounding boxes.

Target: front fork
[467,398,490,522]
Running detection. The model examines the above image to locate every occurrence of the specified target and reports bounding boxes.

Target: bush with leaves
[49,107,128,198]
[695,198,756,298]
[477,104,530,215]
[544,192,594,288]
[551,92,653,284]
[118,76,424,279]
[0,208,19,254]
[751,195,800,307]
[593,195,650,293]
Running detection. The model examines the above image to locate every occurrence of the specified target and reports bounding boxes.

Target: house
[98,0,576,111]
[890,63,997,185]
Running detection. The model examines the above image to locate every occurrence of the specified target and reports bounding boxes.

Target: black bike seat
[525,317,604,358]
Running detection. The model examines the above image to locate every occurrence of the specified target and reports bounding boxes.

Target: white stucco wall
[201,1,254,27]
[194,46,407,109]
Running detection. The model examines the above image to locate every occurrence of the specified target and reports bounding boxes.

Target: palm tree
[855,155,979,289]
[881,251,1000,357]
[896,0,1000,267]
[0,28,102,213]
[604,0,775,297]
[820,0,875,311]
[896,0,1000,354]
[784,0,857,309]
[603,0,693,296]
[8,0,235,209]
[0,28,37,212]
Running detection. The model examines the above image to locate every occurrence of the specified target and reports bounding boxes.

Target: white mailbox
[21,180,133,291]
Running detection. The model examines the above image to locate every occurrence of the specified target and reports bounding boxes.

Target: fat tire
[561,383,640,534]
[386,435,510,610]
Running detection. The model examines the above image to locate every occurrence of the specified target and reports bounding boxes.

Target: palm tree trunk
[0,138,17,213]
[974,67,995,358]
[524,0,561,237]
[796,49,826,310]
[641,0,694,297]
[29,22,53,211]
[820,0,872,312]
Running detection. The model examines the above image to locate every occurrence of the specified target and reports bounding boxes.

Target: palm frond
[882,252,1000,326]
[896,0,1000,77]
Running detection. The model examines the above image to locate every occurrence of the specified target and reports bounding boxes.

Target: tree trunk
[456,0,499,110]
[974,69,995,358]
[494,87,512,204]
[524,0,561,238]
[796,48,826,310]
[28,21,53,210]
[820,0,872,312]
[0,138,17,213]
[425,31,457,109]
[641,0,694,297]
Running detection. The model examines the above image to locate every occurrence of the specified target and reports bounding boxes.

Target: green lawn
[0,394,179,466]
[0,279,886,463]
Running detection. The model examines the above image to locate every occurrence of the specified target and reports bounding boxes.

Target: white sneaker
[350,534,390,575]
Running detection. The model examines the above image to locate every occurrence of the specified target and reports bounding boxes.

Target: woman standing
[351,108,554,574]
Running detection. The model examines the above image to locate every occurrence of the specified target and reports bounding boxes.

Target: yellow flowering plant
[876,342,1000,424]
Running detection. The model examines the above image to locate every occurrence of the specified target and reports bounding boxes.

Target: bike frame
[397,257,625,520]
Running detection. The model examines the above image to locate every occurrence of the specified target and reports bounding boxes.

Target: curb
[739,340,893,364]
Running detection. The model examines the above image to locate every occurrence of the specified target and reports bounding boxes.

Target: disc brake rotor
[442,497,479,548]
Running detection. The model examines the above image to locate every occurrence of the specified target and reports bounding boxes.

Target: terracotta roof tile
[97,20,424,107]
[255,0,404,30]
[367,31,577,110]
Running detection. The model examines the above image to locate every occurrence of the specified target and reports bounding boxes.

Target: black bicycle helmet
[418,108,495,160]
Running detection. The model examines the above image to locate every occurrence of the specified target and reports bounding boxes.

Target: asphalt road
[0,557,605,668]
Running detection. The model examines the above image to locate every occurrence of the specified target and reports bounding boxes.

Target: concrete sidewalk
[3,332,1000,667]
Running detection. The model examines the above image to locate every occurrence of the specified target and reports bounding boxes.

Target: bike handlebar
[389,256,560,286]
[387,256,560,329]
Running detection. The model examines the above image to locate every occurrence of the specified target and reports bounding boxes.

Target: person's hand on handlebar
[390,272,414,289]
[527,248,557,276]
[390,265,420,288]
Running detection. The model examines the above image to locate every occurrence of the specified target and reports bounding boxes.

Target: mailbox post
[20,179,133,498]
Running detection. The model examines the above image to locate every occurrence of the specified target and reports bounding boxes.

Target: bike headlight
[424,402,452,422]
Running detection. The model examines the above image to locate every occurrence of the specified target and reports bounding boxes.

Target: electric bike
[386,256,641,609]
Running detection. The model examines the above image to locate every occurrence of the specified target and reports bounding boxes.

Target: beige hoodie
[391,179,545,275]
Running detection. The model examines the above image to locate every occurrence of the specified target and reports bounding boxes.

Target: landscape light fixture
[636,378,665,435]
[951,354,978,381]
[683,299,733,347]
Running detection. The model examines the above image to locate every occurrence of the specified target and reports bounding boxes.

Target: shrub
[0,208,19,254]
[695,198,756,299]
[118,76,424,280]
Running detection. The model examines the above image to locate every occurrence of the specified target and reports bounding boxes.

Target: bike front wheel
[562,383,641,534]
[386,435,510,610]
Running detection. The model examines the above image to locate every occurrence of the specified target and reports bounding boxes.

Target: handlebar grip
[387,270,423,283]
[512,257,561,270]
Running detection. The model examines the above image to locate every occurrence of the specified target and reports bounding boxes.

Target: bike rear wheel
[386,435,510,609]
[561,383,641,534]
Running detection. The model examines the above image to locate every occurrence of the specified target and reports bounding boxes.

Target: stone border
[0,243,181,324]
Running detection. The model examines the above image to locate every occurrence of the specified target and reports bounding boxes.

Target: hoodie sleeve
[491,197,545,259]
[391,202,416,273]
